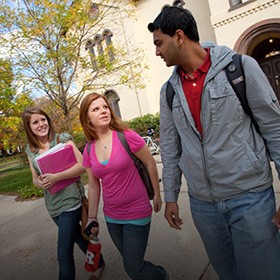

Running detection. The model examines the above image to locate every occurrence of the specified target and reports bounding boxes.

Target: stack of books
[35,144,80,194]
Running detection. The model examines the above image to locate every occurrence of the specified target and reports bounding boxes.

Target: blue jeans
[106,222,167,279]
[53,206,104,280]
[189,187,280,280]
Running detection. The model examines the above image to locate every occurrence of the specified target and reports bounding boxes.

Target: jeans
[53,206,104,280]
[106,222,167,280]
[189,187,280,280]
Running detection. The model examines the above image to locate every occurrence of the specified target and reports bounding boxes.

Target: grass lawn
[0,165,33,194]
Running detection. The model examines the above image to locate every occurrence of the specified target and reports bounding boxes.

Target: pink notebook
[35,144,80,194]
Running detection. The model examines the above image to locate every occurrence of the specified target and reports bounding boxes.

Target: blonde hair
[79,92,128,141]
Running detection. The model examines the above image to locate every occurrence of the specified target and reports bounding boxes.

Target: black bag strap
[166,81,175,111]
[225,54,260,134]
[116,131,139,163]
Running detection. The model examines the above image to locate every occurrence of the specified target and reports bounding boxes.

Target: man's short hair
[147,6,199,42]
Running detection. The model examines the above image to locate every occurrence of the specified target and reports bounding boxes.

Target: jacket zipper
[200,88,216,202]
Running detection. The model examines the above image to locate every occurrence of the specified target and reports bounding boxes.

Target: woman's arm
[134,145,162,212]
[86,167,101,235]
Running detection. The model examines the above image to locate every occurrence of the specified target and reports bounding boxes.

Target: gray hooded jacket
[160,43,280,203]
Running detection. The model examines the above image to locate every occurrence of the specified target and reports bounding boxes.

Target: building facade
[208,0,280,100]
[82,0,280,120]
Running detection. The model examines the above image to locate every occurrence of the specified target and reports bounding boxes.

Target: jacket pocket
[243,142,263,174]
[209,85,242,125]
[172,96,189,130]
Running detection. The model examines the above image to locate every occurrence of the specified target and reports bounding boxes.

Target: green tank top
[25,133,84,217]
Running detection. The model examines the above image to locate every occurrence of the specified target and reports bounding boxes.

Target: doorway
[252,38,280,101]
[234,19,280,100]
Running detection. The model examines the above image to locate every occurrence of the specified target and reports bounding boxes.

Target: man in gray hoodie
[148,5,280,280]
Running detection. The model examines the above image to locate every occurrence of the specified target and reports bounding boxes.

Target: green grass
[0,154,42,199]
[0,165,33,194]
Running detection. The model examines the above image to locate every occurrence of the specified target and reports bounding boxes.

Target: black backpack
[166,54,260,134]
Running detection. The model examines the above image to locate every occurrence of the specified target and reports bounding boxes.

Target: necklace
[97,130,111,150]
[97,141,108,149]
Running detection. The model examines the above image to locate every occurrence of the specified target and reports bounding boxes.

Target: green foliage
[18,184,44,200]
[0,58,34,150]
[73,130,87,152]
[126,113,160,138]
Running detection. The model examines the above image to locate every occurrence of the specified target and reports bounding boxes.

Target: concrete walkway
[1,157,279,280]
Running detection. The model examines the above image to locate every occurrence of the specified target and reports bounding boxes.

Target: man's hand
[164,202,183,230]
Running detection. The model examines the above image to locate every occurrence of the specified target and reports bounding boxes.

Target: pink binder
[36,145,80,194]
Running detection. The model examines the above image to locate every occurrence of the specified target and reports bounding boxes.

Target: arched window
[85,29,114,70]
[102,29,114,61]
[104,90,122,118]
[93,34,103,55]
[85,39,97,70]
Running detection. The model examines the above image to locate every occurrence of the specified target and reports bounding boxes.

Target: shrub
[73,130,87,152]
[125,113,160,138]
[17,184,44,200]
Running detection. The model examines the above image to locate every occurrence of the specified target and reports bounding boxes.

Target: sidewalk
[1,158,279,280]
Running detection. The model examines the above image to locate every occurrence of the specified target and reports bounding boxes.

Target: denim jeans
[189,187,280,280]
[106,222,167,280]
[52,206,104,280]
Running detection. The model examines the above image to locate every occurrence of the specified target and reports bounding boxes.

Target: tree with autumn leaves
[0,0,146,139]
[0,58,33,152]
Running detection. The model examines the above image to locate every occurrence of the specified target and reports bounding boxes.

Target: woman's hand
[153,193,162,212]
[86,217,99,237]
[35,175,45,189]
[39,173,58,189]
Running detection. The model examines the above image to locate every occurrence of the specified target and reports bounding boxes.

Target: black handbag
[117,131,154,200]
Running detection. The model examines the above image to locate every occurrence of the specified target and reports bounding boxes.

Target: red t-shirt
[179,49,211,134]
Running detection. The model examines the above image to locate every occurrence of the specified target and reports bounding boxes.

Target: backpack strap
[225,54,260,134]
[226,54,246,109]
[87,142,91,155]
[116,131,138,163]
[166,81,175,111]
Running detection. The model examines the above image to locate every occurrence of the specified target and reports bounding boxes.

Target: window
[102,29,114,61]
[85,39,97,71]
[230,0,242,6]
[104,90,121,118]
[85,29,115,71]
[89,3,99,19]
[229,0,255,10]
